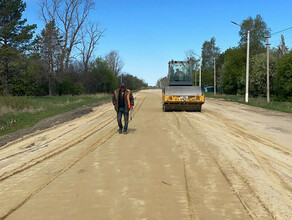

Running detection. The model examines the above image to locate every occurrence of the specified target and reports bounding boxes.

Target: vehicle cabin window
[169,63,192,82]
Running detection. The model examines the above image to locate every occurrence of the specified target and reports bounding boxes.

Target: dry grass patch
[0,94,111,136]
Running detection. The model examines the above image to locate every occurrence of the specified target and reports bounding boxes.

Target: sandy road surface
[0,90,291,220]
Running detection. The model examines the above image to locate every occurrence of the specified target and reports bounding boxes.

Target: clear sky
[23,0,292,86]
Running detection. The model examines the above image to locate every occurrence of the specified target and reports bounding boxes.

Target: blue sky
[23,0,292,86]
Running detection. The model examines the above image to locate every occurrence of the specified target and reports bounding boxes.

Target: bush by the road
[274,51,292,101]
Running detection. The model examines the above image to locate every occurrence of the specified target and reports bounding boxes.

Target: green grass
[0,94,112,136]
[204,93,292,113]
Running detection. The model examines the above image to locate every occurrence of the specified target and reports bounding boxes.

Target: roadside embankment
[204,93,292,113]
[0,94,111,146]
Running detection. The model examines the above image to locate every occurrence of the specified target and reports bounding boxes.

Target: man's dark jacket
[112,88,134,112]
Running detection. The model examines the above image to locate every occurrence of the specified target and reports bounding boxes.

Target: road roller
[162,60,204,112]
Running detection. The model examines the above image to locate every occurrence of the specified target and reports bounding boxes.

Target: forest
[0,0,147,97]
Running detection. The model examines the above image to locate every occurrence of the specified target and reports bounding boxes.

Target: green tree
[85,58,118,93]
[274,51,292,100]
[215,52,226,91]
[0,0,36,95]
[36,20,62,95]
[9,54,47,96]
[122,73,147,90]
[239,14,270,55]
[57,76,84,95]
[220,47,246,94]
[201,37,220,86]
[249,52,277,97]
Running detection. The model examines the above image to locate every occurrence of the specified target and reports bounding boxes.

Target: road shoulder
[0,100,111,148]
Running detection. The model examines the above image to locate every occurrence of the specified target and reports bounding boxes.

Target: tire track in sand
[1,95,146,220]
[183,113,273,219]
[172,112,196,220]
[185,111,286,219]
[202,111,292,195]
[0,116,115,182]
[0,96,146,182]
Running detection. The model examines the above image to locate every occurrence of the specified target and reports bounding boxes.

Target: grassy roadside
[0,94,112,136]
[204,93,292,113]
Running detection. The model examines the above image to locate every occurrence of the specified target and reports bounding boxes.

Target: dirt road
[0,90,291,220]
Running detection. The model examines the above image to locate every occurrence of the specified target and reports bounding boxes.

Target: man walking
[112,83,134,134]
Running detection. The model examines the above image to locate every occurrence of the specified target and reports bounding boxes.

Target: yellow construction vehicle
[162,60,204,111]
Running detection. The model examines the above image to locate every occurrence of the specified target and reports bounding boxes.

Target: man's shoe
[123,129,127,134]
[119,128,122,134]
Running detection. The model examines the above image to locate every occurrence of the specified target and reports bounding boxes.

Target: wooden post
[266,36,270,103]
[214,58,216,95]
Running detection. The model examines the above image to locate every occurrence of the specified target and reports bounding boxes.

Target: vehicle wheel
[163,104,170,112]
[198,105,202,112]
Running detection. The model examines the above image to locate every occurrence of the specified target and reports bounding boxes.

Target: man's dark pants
[117,107,129,131]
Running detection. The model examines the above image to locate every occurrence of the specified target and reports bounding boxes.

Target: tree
[185,49,200,85]
[215,52,226,91]
[36,20,62,95]
[239,14,270,55]
[122,73,147,90]
[249,52,277,96]
[220,47,246,94]
[105,50,124,76]
[156,76,168,88]
[40,0,95,73]
[185,49,200,72]
[0,0,36,95]
[84,58,117,93]
[78,22,104,73]
[9,55,47,96]
[277,35,288,58]
[274,51,292,100]
[201,37,220,86]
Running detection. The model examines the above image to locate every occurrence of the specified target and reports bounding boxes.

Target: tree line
[157,14,291,101]
[0,0,147,96]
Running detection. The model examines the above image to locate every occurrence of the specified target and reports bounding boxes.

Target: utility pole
[245,30,250,103]
[194,67,197,86]
[214,58,216,95]
[121,74,123,83]
[231,21,250,103]
[266,36,270,103]
[199,57,202,87]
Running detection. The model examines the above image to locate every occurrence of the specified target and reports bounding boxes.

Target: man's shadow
[126,128,137,134]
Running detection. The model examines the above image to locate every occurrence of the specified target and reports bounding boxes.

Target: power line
[271,26,292,35]
[269,33,292,47]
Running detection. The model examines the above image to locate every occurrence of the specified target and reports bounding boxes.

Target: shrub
[57,77,85,95]
[274,51,292,100]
